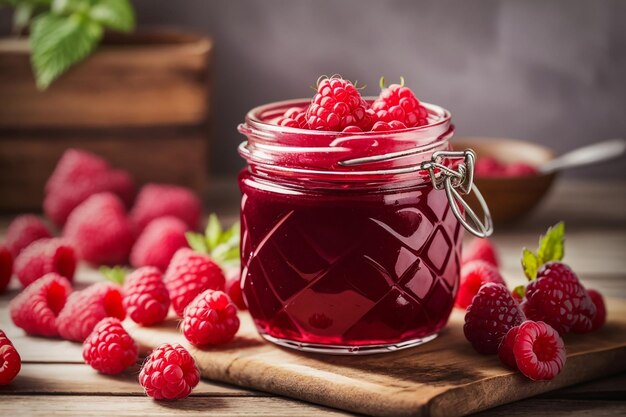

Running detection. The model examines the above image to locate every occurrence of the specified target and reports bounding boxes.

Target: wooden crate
[0,30,213,211]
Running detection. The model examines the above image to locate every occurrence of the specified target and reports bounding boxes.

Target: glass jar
[237,99,491,354]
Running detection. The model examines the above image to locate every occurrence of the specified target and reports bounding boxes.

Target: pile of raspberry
[1,149,245,400]
[459,223,606,381]
[276,75,430,133]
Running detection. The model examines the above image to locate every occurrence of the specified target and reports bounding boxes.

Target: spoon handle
[539,139,626,174]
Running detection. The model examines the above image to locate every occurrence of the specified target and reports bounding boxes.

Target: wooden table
[1,179,625,416]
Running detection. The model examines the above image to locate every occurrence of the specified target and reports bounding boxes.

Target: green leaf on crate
[100,265,127,285]
[186,231,209,254]
[536,221,565,264]
[205,213,222,251]
[512,285,526,300]
[89,0,134,32]
[31,12,103,89]
[521,248,540,281]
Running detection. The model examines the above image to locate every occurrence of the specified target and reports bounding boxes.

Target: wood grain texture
[0,31,213,128]
[126,299,626,417]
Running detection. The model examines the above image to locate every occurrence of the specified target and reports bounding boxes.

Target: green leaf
[537,221,565,264]
[212,243,240,264]
[512,285,526,300]
[51,0,90,15]
[30,12,102,89]
[205,214,222,251]
[521,248,540,280]
[186,231,208,254]
[13,3,34,33]
[89,0,134,32]
[100,265,127,285]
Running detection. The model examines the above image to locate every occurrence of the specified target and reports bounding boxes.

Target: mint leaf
[100,265,127,285]
[512,285,526,300]
[186,232,208,254]
[89,0,134,32]
[537,221,565,264]
[31,12,102,89]
[51,0,90,15]
[205,214,222,251]
[521,248,540,280]
[13,3,34,33]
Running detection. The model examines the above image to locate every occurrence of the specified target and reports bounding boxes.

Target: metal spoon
[539,138,626,175]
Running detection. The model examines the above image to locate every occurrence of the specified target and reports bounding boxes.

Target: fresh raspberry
[371,120,408,132]
[130,184,202,234]
[505,162,537,177]
[305,76,368,131]
[123,267,170,326]
[5,215,52,257]
[63,192,134,266]
[44,149,134,226]
[56,282,125,342]
[587,289,606,331]
[225,268,246,311]
[130,217,188,271]
[455,260,506,310]
[0,245,12,293]
[164,248,226,317]
[139,343,200,400]
[464,283,525,354]
[0,330,21,385]
[513,320,566,381]
[182,290,240,346]
[14,238,76,288]
[462,238,499,268]
[521,262,596,334]
[83,317,138,375]
[371,81,429,128]
[498,325,520,369]
[276,107,308,128]
[474,157,506,177]
[10,273,72,337]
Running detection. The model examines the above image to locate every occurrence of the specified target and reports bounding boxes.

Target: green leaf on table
[537,221,565,264]
[30,12,102,89]
[100,265,127,285]
[205,213,222,251]
[186,231,209,254]
[51,0,90,15]
[521,248,540,281]
[13,3,34,33]
[89,0,134,32]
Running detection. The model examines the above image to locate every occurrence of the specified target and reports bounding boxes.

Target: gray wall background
[3,0,625,178]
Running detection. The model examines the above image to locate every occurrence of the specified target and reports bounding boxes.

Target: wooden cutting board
[126,298,626,417]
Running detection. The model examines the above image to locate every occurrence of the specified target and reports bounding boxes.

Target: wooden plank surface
[0,179,625,417]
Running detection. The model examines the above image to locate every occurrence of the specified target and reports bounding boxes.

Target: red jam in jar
[238,99,479,354]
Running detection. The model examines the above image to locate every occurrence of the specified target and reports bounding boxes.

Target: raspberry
[464,282,525,354]
[123,267,170,326]
[56,282,125,342]
[505,162,537,177]
[139,343,200,400]
[5,215,52,257]
[182,290,240,346]
[371,80,428,128]
[305,76,368,131]
[44,149,134,226]
[83,317,138,375]
[0,245,12,293]
[130,184,202,233]
[276,107,308,128]
[474,157,506,177]
[522,262,596,334]
[455,260,506,310]
[63,192,134,266]
[164,248,226,317]
[513,320,566,381]
[130,217,188,271]
[0,330,21,385]
[14,238,76,288]
[10,273,72,337]
[587,289,606,331]
[371,120,407,131]
[498,326,520,369]
[225,268,246,311]
[462,238,499,268]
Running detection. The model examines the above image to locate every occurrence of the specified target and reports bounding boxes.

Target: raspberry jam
[238,99,466,354]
